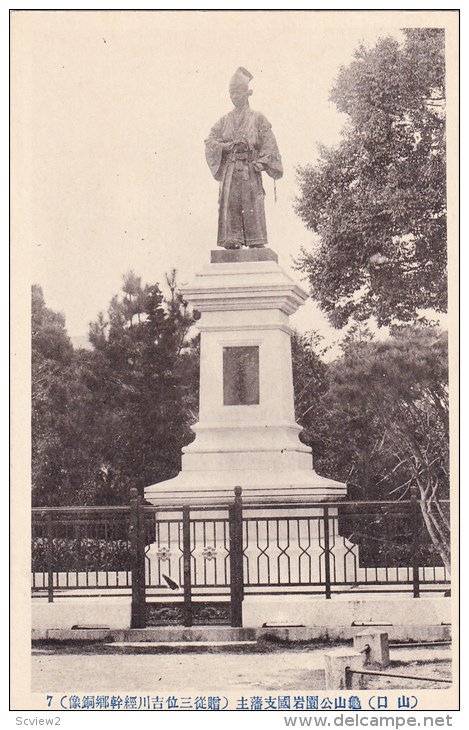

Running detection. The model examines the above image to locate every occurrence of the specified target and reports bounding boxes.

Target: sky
[12,11,413,350]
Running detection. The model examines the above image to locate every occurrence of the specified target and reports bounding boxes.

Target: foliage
[31,274,199,506]
[294,325,450,571]
[291,331,330,462]
[31,536,133,572]
[295,29,446,327]
[32,285,86,505]
[82,270,199,503]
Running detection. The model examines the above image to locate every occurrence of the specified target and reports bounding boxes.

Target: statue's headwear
[229,67,253,90]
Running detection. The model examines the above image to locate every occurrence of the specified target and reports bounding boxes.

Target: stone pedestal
[145,249,346,505]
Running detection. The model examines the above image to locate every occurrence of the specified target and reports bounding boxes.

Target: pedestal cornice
[181,259,308,315]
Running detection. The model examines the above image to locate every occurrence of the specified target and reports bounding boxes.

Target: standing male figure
[205,67,283,249]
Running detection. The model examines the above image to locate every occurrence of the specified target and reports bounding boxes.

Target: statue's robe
[205,106,283,248]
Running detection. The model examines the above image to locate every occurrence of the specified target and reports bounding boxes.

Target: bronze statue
[205,67,283,249]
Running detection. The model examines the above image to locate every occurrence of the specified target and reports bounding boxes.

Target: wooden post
[323,507,332,599]
[46,512,54,603]
[182,505,193,627]
[230,486,243,627]
[411,486,421,598]
[130,488,146,628]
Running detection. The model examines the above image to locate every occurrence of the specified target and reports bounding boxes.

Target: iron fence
[31,488,450,627]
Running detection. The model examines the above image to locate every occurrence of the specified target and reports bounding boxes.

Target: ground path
[32,642,451,693]
[32,646,325,692]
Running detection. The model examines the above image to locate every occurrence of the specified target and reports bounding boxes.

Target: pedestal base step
[145,468,346,505]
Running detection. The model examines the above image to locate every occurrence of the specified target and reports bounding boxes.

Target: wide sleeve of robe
[205,117,227,182]
[255,114,283,180]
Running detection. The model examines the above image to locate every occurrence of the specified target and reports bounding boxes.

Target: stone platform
[31,595,452,641]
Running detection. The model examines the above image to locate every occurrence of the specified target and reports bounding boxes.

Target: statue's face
[229,84,249,108]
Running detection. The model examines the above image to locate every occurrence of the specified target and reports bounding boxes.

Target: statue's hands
[222,138,250,152]
[233,138,249,151]
[252,161,265,172]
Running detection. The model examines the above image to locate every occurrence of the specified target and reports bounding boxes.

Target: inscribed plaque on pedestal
[223,346,259,405]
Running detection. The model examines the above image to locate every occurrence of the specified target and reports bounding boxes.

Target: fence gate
[130,488,243,629]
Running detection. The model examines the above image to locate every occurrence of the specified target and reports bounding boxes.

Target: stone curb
[32,624,451,644]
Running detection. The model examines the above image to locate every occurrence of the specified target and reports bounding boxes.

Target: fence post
[323,506,332,599]
[46,511,54,603]
[182,505,193,627]
[230,486,244,627]
[411,486,421,598]
[130,488,146,628]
